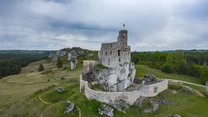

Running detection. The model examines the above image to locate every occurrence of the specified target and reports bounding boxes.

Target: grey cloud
[0,0,208,51]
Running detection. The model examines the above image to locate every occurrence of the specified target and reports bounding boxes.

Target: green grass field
[0,60,207,117]
[135,65,201,85]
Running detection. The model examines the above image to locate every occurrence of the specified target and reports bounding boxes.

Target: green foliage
[91,83,104,91]
[0,52,48,77]
[38,64,44,72]
[132,50,208,84]
[141,98,153,110]
[193,64,203,77]
[201,67,208,84]
[138,61,152,66]
[44,90,74,103]
[161,64,172,73]
[168,84,183,90]
[41,69,53,74]
[97,64,108,69]
[56,57,63,68]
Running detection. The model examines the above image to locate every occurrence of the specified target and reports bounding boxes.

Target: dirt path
[76,106,81,117]
[166,79,206,88]
[39,89,54,105]
[38,89,82,117]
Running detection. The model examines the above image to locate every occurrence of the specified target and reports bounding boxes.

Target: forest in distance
[0,50,50,78]
[1,49,208,85]
[131,49,208,85]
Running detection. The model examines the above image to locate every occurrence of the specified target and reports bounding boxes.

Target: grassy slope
[135,65,201,85]
[0,61,208,117]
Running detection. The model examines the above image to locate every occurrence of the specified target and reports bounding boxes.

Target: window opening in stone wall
[106,52,107,56]
[119,58,121,62]
[154,87,158,93]
[118,50,120,56]
[110,51,112,55]
[108,58,110,65]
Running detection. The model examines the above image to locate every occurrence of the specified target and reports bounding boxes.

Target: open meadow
[0,60,208,117]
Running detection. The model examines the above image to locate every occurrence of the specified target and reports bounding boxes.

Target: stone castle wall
[80,75,168,105]
[99,30,130,68]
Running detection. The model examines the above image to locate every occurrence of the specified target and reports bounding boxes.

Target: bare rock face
[64,101,74,114]
[98,104,114,117]
[109,99,130,113]
[182,86,204,97]
[134,96,171,113]
[70,59,78,70]
[49,50,67,61]
[206,81,208,92]
[68,50,78,61]
[92,62,136,92]
[173,114,182,117]
[55,87,65,93]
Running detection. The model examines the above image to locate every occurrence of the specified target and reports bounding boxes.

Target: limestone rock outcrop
[48,50,66,61]
[109,99,130,113]
[64,101,74,114]
[173,114,182,117]
[142,74,162,85]
[68,50,78,61]
[98,104,114,117]
[70,59,78,70]
[88,62,136,92]
[55,87,65,93]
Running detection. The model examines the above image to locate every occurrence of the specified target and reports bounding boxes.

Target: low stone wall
[80,75,168,105]
[140,80,168,97]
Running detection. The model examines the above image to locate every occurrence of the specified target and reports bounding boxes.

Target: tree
[162,64,172,73]
[56,57,63,68]
[201,67,208,84]
[38,64,44,72]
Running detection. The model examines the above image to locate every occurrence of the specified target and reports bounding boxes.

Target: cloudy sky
[0,0,208,51]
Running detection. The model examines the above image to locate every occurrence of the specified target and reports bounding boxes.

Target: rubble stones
[64,101,75,114]
[168,80,182,85]
[109,99,130,113]
[55,87,65,93]
[142,74,160,85]
[182,86,204,97]
[98,104,114,117]
[134,97,171,113]
[171,90,177,94]
[173,114,182,117]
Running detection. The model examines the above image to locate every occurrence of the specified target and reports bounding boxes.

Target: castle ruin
[80,29,168,105]
[99,30,130,68]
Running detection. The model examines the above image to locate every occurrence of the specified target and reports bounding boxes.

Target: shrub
[161,64,172,73]
[201,67,208,85]
[41,69,53,74]
[38,64,44,72]
[168,84,182,90]
[97,64,108,69]
[56,57,63,68]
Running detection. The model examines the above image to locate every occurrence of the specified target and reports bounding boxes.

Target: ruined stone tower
[99,30,130,68]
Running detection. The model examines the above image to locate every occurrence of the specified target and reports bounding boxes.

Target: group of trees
[0,51,48,78]
[131,50,208,84]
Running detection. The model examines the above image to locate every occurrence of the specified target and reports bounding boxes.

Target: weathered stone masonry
[80,75,168,105]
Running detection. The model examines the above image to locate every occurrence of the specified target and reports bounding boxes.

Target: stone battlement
[119,30,128,34]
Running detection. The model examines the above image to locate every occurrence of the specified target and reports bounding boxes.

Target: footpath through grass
[135,65,201,85]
